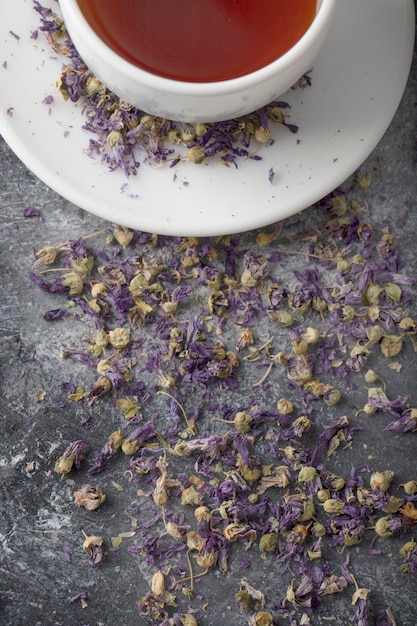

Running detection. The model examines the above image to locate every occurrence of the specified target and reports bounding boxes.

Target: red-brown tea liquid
[77,0,316,82]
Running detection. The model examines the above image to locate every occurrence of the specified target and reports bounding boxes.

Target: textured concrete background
[0,14,416,626]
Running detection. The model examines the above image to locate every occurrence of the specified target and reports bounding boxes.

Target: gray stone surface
[0,26,417,626]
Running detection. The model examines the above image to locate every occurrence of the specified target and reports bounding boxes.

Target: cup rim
[61,0,336,97]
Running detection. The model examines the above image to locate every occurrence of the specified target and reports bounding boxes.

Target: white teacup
[58,0,336,123]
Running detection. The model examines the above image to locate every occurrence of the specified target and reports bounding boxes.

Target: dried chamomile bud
[399,480,417,495]
[54,455,75,477]
[113,225,134,248]
[116,397,140,419]
[165,522,184,541]
[181,486,201,506]
[151,571,165,596]
[298,466,317,483]
[74,484,106,511]
[301,327,320,345]
[370,470,394,492]
[322,498,345,515]
[277,398,294,414]
[249,612,274,626]
[374,516,396,538]
[187,146,206,164]
[186,531,206,552]
[259,533,278,558]
[324,387,341,406]
[194,506,211,523]
[356,402,378,416]
[255,127,271,143]
[380,334,403,357]
[195,548,217,569]
[61,270,84,295]
[108,327,130,350]
[234,411,253,433]
[316,488,330,502]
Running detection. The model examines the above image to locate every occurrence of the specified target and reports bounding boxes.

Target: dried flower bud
[298,466,317,483]
[181,486,201,506]
[329,475,345,491]
[108,327,130,350]
[194,506,210,523]
[370,470,394,492]
[380,334,403,357]
[316,488,330,502]
[151,571,165,596]
[61,270,84,295]
[196,549,217,569]
[113,225,134,248]
[311,521,326,537]
[277,398,294,414]
[255,127,271,143]
[374,516,395,538]
[187,146,206,164]
[54,454,76,477]
[249,611,274,626]
[234,411,253,433]
[302,327,320,345]
[259,533,278,558]
[324,387,342,406]
[322,498,345,515]
[121,437,140,456]
[74,484,106,511]
[165,521,184,541]
[186,531,206,552]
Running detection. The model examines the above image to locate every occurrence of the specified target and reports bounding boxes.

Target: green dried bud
[234,411,253,433]
[384,282,402,303]
[298,466,317,483]
[399,537,416,559]
[85,76,106,96]
[365,324,384,346]
[370,470,394,492]
[311,521,326,537]
[54,454,75,476]
[274,310,295,327]
[151,571,165,595]
[332,196,348,216]
[268,106,284,123]
[329,475,345,491]
[316,488,330,502]
[255,127,271,143]
[302,327,320,345]
[324,388,341,406]
[374,516,394,538]
[277,398,294,414]
[187,146,206,164]
[342,305,355,321]
[259,532,278,558]
[322,498,345,515]
[196,549,217,569]
[121,437,140,456]
[181,486,201,506]
[380,334,403,357]
[383,495,402,514]
[61,270,84,295]
[107,130,122,148]
[108,327,130,350]
[194,506,210,523]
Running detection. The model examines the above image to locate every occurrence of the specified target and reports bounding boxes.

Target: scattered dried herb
[33,0,304,175]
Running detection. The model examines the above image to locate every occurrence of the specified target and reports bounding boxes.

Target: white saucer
[0,0,414,236]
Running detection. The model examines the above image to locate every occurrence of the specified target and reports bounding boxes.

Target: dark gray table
[1,25,416,626]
